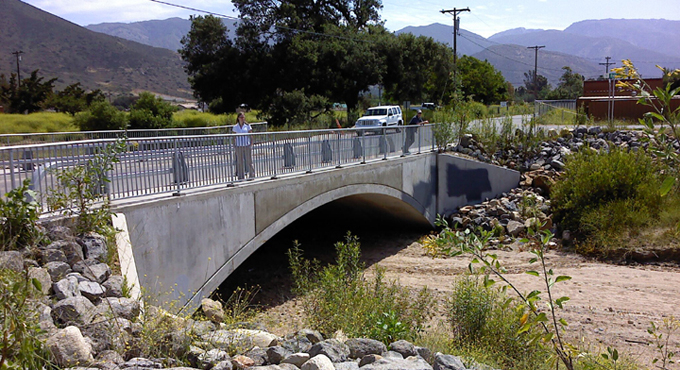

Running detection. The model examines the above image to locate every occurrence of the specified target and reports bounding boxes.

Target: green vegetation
[74,100,128,131]
[0,269,54,370]
[128,92,177,130]
[551,148,662,252]
[0,180,41,252]
[288,233,435,344]
[0,112,76,135]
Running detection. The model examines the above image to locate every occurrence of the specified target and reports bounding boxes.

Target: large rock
[53,275,81,300]
[45,261,72,282]
[204,329,278,351]
[45,326,94,367]
[74,261,111,284]
[48,225,74,241]
[0,251,24,272]
[102,275,125,298]
[202,297,225,323]
[28,266,52,295]
[506,220,526,237]
[52,296,96,326]
[46,240,84,266]
[433,353,466,370]
[301,354,334,370]
[345,338,387,359]
[267,345,292,364]
[78,232,109,262]
[360,356,433,370]
[40,248,67,264]
[79,280,107,302]
[308,339,350,362]
[94,297,141,321]
[282,352,310,367]
[388,340,418,358]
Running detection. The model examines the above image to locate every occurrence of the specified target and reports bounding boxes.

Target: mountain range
[0,0,192,99]
[2,0,679,99]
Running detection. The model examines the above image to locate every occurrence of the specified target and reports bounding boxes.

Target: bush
[0,179,42,251]
[74,100,127,131]
[445,275,547,369]
[551,148,662,242]
[128,92,177,129]
[288,233,435,343]
[0,269,54,369]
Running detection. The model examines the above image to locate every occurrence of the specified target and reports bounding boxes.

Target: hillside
[395,23,493,56]
[0,0,192,98]
[86,17,240,52]
[471,44,601,87]
[565,19,680,59]
[489,29,680,78]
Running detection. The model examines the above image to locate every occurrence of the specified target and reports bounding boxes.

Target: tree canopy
[547,67,584,100]
[179,0,458,126]
[456,56,508,105]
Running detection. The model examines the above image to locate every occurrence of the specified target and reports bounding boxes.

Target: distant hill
[395,23,601,86]
[0,0,192,98]
[86,18,240,52]
[488,29,680,78]
[471,44,601,87]
[489,27,544,39]
[565,19,680,59]
[395,23,493,56]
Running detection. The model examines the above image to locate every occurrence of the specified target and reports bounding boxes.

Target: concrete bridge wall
[113,153,519,311]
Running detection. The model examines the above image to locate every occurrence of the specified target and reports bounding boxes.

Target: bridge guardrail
[0,122,268,146]
[0,125,436,207]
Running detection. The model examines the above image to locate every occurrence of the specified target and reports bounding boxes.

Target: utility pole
[599,56,615,77]
[440,7,470,83]
[527,45,545,100]
[11,50,23,88]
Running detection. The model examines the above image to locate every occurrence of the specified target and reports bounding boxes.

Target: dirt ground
[224,225,680,369]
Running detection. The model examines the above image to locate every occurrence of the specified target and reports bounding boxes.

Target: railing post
[382,128,388,160]
[417,126,422,154]
[336,131,342,168]
[306,132,313,174]
[271,133,278,179]
[361,130,366,164]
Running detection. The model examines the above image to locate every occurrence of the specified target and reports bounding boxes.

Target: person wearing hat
[403,110,428,154]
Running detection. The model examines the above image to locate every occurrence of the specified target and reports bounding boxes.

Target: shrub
[551,148,661,241]
[445,274,548,369]
[0,269,54,369]
[128,92,177,129]
[0,179,42,251]
[74,100,127,131]
[288,233,435,343]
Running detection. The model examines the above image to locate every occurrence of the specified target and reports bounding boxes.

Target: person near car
[404,110,428,154]
[233,112,255,180]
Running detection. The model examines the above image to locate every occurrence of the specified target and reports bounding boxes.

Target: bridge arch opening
[214,191,432,309]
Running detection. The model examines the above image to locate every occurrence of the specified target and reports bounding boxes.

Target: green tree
[74,100,127,131]
[128,92,177,129]
[523,71,551,101]
[457,55,509,105]
[381,33,452,106]
[547,67,584,100]
[48,83,105,115]
[0,70,56,113]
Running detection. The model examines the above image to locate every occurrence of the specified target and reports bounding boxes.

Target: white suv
[354,105,403,135]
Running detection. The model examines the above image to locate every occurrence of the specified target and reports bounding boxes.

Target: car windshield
[364,108,387,116]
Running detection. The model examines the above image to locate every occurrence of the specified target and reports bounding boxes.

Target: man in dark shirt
[403,110,428,154]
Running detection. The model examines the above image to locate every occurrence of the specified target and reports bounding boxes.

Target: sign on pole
[608,72,616,80]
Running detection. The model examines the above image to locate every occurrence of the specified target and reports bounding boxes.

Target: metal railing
[535,100,577,117]
[0,122,269,146]
[0,125,435,207]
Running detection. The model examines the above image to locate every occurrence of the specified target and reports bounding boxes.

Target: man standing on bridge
[233,112,255,180]
[403,110,428,155]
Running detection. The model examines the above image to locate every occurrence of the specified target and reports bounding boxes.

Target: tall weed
[288,233,435,343]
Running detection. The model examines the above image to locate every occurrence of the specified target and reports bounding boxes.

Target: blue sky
[23,0,680,38]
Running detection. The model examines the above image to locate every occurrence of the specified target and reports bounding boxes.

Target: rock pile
[453,127,651,172]
[0,223,496,370]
